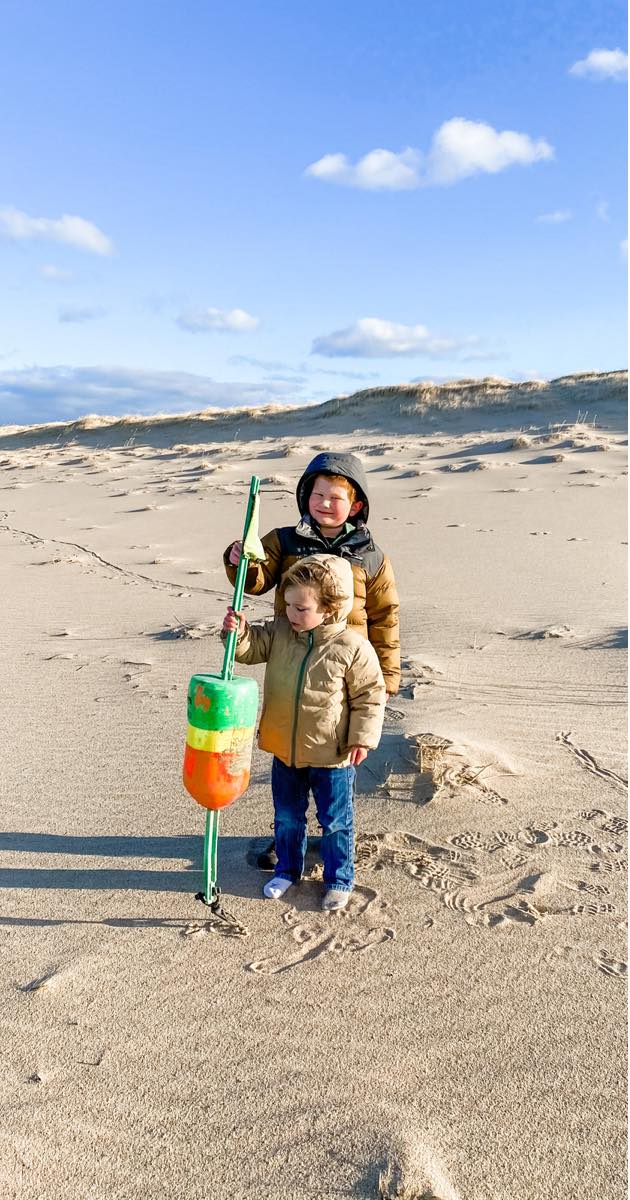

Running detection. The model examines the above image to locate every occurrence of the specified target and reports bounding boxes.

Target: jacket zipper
[290,631,314,766]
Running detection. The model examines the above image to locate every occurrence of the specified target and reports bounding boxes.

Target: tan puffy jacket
[224,520,400,694]
[231,556,386,768]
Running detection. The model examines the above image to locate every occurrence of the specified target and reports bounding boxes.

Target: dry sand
[0,371,627,1199]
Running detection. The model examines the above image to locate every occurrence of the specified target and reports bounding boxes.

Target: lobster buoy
[183,673,258,810]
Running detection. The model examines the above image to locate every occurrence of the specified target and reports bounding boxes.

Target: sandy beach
[0,371,627,1200]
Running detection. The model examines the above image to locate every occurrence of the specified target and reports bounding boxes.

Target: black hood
[296,452,370,522]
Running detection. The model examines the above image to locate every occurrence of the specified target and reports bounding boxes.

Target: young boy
[224,452,400,694]
[222,555,386,910]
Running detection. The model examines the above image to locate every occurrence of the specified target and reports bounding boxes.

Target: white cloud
[0,366,296,426]
[537,209,573,223]
[305,118,553,190]
[596,200,610,222]
[311,317,485,359]
[0,208,114,255]
[569,48,628,80]
[305,148,421,190]
[176,307,259,333]
[621,239,628,259]
[426,118,553,184]
[42,264,74,281]
[58,305,108,324]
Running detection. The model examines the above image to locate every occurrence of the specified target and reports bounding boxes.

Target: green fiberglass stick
[183,475,262,905]
[221,475,261,681]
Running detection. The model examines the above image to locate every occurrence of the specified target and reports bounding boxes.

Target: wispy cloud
[228,354,296,372]
[306,148,421,190]
[229,353,381,382]
[536,209,573,223]
[0,208,114,255]
[311,317,486,359]
[305,118,553,190]
[0,366,296,426]
[42,264,74,281]
[569,48,628,80]
[58,305,108,324]
[176,307,259,333]
[310,365,381,381]
[596,200,610,222]
[621,239,628,260]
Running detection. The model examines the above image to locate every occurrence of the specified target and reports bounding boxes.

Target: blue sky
[0,0,627,425]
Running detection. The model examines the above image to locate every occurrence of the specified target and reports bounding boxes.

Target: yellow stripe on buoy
[185,723,255,753]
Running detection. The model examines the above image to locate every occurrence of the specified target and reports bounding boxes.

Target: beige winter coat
[224,524,400,694]
[231,557,386,768]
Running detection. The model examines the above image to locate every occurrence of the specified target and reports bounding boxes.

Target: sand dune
[0,369,625,448]
[0,371,626,1200]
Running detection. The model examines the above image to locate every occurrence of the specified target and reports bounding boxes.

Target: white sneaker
[322,888,350,911]
[263,877,293,900]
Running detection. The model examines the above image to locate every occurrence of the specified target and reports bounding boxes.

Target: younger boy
[222,555,386,910]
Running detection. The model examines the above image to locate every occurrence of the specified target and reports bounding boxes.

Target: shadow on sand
[0,832,264,902]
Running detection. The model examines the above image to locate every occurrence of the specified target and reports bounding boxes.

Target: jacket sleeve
[222,529,284,596]
[346,642,387,750]
[221,619,276,665]
[364,554,401,695]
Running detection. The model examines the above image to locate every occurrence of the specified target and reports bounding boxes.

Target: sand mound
[1,371,625,449]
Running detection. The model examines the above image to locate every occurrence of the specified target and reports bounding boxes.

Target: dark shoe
[257,840,278,871]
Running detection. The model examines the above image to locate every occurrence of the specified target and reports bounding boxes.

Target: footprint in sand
[568,877,612,898]
[593,951,627,978]
[356,831,477,893]
[430,821,627,939]
[448,830,487,851]
[579,809,627,836]
[570,901,616,916]
[378,1138,462,1200]
[590,857,628,874]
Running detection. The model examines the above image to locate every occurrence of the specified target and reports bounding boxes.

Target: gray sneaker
[322,888,350,912]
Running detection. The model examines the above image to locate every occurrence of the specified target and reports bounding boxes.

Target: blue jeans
[271,757,356,892]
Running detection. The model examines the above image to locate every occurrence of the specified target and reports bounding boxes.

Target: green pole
[201,475,260,905]
[221,475,260,681]
[202,809,210,898]
[202,809,218,903]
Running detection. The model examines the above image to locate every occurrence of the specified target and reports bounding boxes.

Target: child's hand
[349,746,368,766]
[223,607,246,635]
[228,540,243,566]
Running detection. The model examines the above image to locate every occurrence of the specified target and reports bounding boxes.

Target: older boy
[224,451,400,693]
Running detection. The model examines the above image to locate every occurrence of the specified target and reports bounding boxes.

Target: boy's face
[284,585,327,632]
[308,475,363,535]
